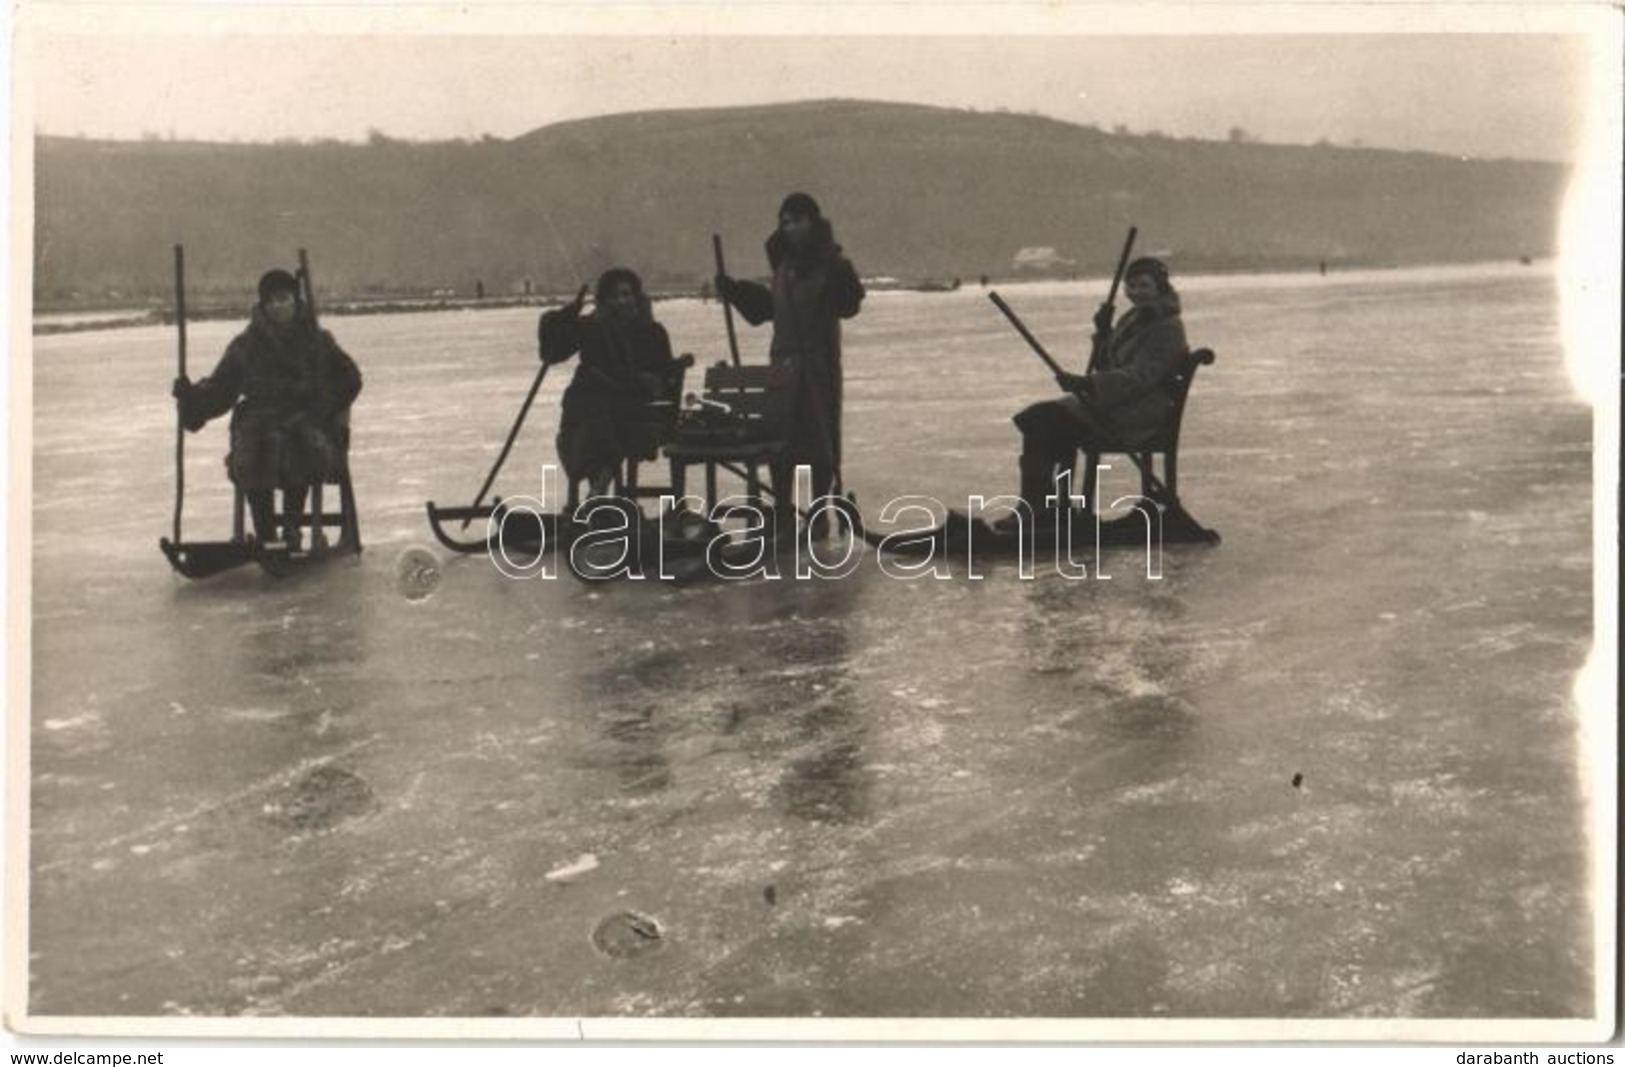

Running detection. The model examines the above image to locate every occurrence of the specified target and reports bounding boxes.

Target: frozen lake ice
[25,263,1597,1023]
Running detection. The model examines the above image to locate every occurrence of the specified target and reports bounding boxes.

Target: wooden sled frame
[244,467,364,575]
[161,466,364,579]
[425,496,720,557]
[663,360,796,516]
[1077,347,1219,546]
[858,348,1221,556]
[425,497,540,555]
[161,246,364,580]
[425,497,723,587]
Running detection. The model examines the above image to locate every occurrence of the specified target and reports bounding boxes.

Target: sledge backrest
[1167,348,1214,405]
[701,361,797,422]
[1159,347,1215,450]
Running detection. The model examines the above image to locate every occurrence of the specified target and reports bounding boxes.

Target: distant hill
[33,99,1566,305]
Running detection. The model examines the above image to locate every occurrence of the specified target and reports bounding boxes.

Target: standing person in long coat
[1006,256,1189,524]
[714,193,865,534]
[539,267,691,507]
[172,268,362,549]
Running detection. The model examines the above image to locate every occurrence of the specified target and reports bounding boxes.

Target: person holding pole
[540,267,692,508]
[172,268,362,550]
[713,193,865,537]
[1006,256,1189,525]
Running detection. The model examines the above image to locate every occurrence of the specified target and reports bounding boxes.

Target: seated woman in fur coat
[172,268,362,550]
[539,268,691,507]
[1007,256,1189,525]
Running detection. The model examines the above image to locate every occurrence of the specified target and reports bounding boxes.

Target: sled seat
[663,361,796,514]
[560,358,691,511]
[232,419,361,555]
[614,356,691,508]
[1079,347,1215,511]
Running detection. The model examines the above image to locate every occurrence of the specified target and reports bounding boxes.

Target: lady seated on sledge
[1006,256,1189,524]
[539,268,692,507]
[172,269,363,550]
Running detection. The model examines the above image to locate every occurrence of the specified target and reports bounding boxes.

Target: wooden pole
[297,247,319,325]
[461,363,551,529]
[988,291,1066,376]
[171,244,188,546]
[1104,225,1138,308]
[455,217,585,529]
[1088,225,1138,374]
[712,234,742,367]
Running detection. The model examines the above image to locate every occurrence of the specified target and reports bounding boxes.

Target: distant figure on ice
[714,192,865,533]
[540,268,692,507]
[1006,257,1189,525]
[172,268,362,550]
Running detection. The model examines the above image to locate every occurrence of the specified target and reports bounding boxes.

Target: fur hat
[594,267,644,305]
[257,269,300,304]
[1125,257,1172,293]
[778,192,822,220]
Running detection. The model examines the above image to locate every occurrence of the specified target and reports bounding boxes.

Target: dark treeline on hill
[35,99,1566,306]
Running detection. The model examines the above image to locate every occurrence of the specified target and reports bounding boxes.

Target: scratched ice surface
[28,264,1595,1018]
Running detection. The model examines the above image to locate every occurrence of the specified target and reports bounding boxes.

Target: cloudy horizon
[27,32,1592,162]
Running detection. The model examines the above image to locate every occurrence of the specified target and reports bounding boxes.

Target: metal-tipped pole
[171,244,188,546]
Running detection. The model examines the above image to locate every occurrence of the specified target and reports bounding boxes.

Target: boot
[1029,453,1077,531]
[247,490,278,546]
[282,486,307,553]
[1019,453,1055,515]
[992,454,1053,535]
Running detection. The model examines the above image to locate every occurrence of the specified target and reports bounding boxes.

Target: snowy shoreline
[31,257,1555,336]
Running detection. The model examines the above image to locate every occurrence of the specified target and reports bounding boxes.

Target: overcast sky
[30,32,1589,161]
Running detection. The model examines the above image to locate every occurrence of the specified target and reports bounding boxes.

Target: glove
[676,353,697,369]
[713,274,735,301]
[1092,302,1115,334]
[1056,371,1092,396]
[568,284,589,312]
[173,377,210,431]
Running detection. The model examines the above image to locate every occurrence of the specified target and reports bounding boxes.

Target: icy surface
[28,264,1594,1018]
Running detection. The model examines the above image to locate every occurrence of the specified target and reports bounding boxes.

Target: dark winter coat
[722,221,865,495]
[1060,291,1189,448]
[178,305,362,490]
[538,302,683,483]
